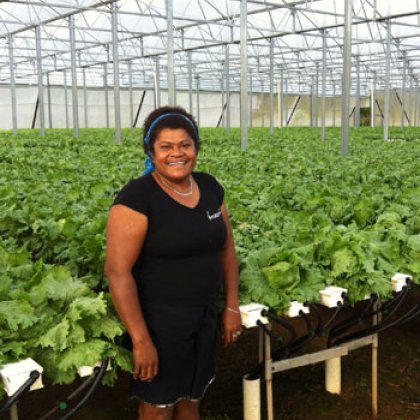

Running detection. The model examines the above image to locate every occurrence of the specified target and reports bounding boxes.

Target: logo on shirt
[207,209,222,221]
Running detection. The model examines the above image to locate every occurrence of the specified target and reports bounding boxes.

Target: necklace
[157,173,193,196]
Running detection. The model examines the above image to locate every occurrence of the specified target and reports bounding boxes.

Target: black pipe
[57,360,108,420]
[260,309,298,342]
[327,288,410,347]
[37,374,97,420]
[0,371,41,418]
[320,303,344,333]
[256,319,283,343]
[331,303,419,347]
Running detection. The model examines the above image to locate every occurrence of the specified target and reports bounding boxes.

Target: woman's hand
[222,307,243,346]
[133,337,159,382]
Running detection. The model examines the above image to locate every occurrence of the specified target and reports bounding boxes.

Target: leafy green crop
[0,242,132,398]
[0,126,419,395]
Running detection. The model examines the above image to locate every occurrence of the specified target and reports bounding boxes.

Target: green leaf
[37,319,70,351]
[0,300,37,331]
[331,248,358,277]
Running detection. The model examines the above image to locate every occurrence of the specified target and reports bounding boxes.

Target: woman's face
[152,128,197,182]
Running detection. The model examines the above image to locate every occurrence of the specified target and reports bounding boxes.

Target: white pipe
[325,357,341,394]
[243,374,261,420]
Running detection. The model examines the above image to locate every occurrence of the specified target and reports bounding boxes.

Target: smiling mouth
[168,161,187,166]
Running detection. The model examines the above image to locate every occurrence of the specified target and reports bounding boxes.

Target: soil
[11,285,420,420]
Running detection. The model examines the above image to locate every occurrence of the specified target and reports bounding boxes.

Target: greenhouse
[0,1,419,420]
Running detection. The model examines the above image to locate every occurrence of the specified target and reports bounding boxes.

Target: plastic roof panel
[0,0,419,94]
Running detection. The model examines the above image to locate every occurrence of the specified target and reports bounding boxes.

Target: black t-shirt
[113,172,227,306]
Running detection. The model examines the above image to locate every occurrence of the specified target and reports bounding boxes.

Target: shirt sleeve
[113,177,150,216]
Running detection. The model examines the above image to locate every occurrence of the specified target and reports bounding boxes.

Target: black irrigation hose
[37,374,97,420]
[381,286,409,321]
[331,303,420,347]
[0,370,41,418]
[299,309,313,332]
[339,294,377,330]
[307,303,322,334]
[256,320,283,343]
[260,309,298,342]
[327,288,410,347]
[327,295,378,347]
[320,303,344,333]
[56,359,109,420]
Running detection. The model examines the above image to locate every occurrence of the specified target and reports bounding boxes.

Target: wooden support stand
[259,330,379,420]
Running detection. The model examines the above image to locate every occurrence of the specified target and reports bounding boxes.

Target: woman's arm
[105,204,158,381]
[220,202,242,346]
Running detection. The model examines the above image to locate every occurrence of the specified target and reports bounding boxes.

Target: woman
[105,105,242,420]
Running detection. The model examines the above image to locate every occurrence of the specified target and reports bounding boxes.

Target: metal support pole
[372,300,380,418]
[7,35,18,134]
[47,73,52,128]
[188,51,193,114]
[321,29,327,140]
[221,78,225,128]
[264,325,274,420]
[284,75,288,127]
[269,38,274,134]
[240,0,252,149]
[153,56,161,109]
[111,1,121,144]
[35,26,45,136]
[261,82,265,128]
[384,21,391,140]
[371,73,376,127]
[10,402,18,420]
[311,75,316,127]
[83,67,88,128]
[341,0,353,156]
[104,63,109,128]
[333,82,336,127]
[249,70,253,129]
[280,70,284,127]
[128,61,133,129]
[225,44,231,133]
[64,70,69,129]
[166,0,175,105]
[415,81,419,127]
[195,75,200,127]
[68,15,79,138]
[277,78,281,128]
[355,55,361,127]
[315,62,319,127]
[409,78,416,127]
[401,58,407,128]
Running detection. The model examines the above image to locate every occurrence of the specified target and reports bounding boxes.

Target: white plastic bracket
[391,272,412,292]
[240,303,269,328]
[77,360,111,378]
[0,358,43,396]
[287,300,310,318]
[319,286,347,308]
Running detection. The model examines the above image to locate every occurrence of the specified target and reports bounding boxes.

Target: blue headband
[142,112,198,176]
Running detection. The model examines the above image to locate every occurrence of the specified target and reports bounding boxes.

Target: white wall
[0,84,415,130]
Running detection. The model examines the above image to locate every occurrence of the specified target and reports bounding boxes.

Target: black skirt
[128,302,218,407]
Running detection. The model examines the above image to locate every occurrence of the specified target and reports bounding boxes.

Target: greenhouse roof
[0,0,419,95]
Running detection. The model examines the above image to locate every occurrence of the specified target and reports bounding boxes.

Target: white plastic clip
[240,303,269,328]
[287,300,310,318]
[319,286,347,308]
[0,358,43,396]
[391,272,412,292]
[77,360,111,378]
